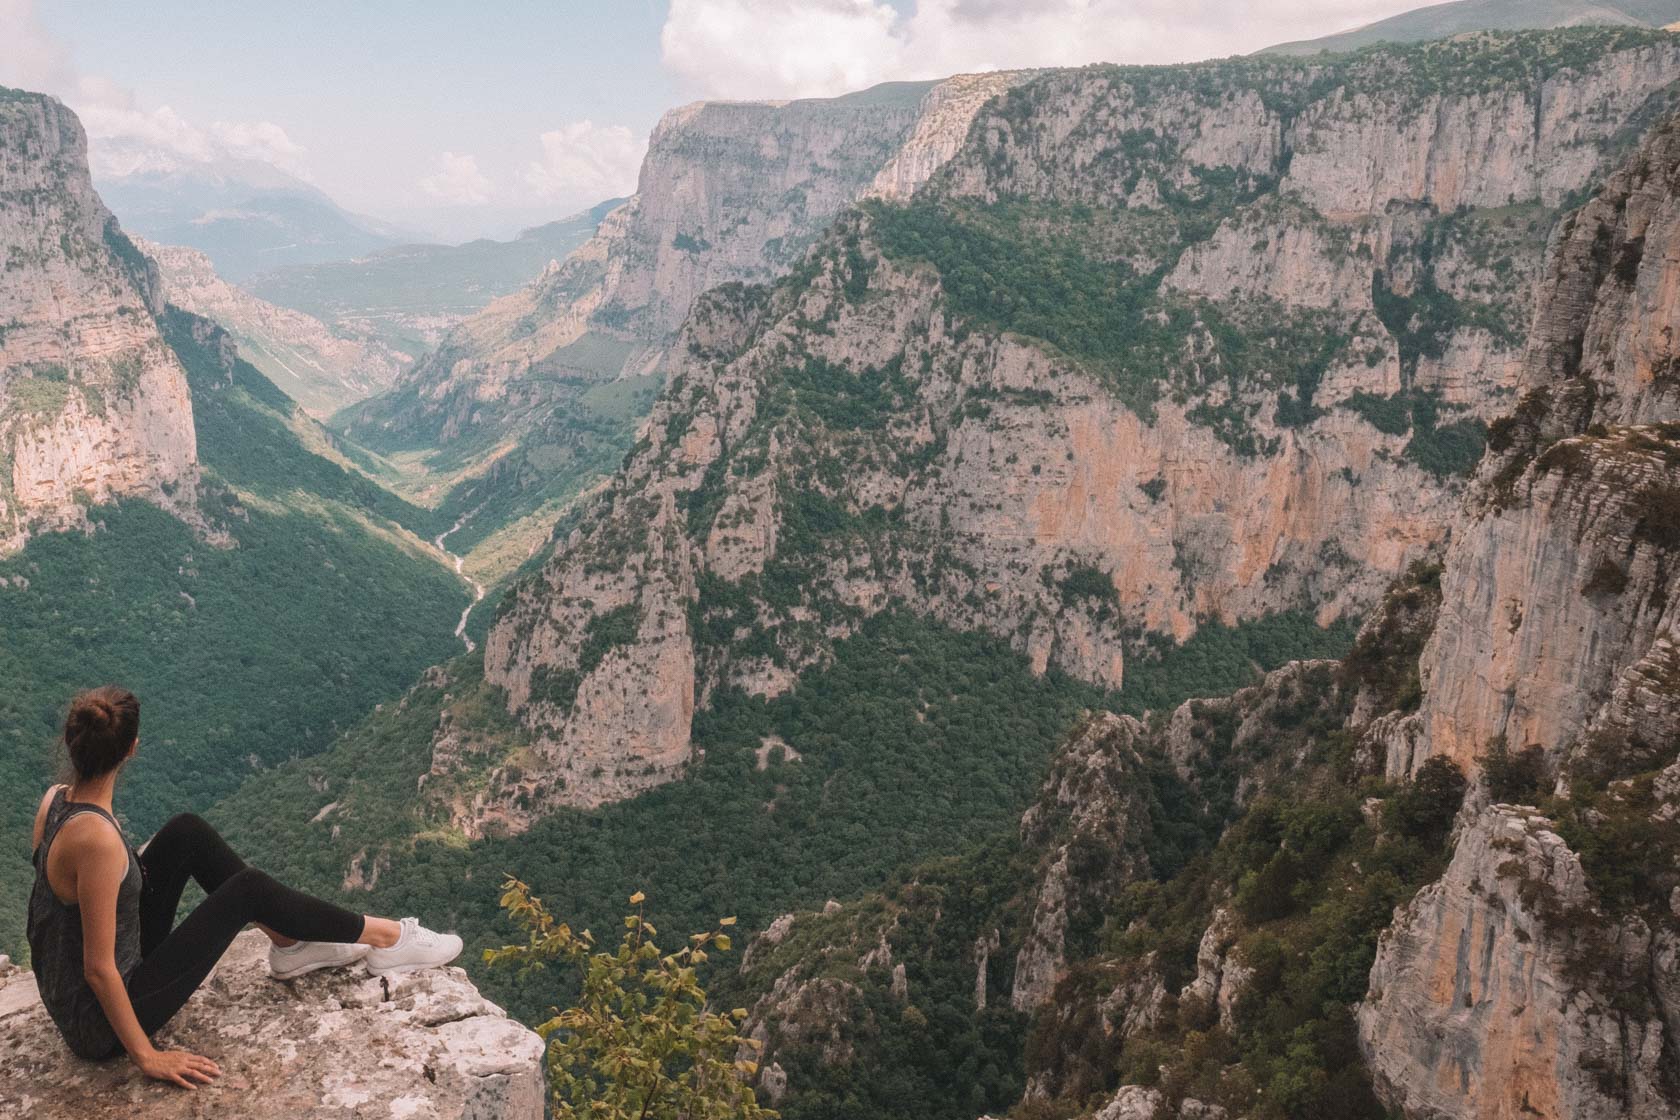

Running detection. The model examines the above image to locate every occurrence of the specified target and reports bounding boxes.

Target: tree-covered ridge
[210,608,1350,1020]
[0,315,466,958]
[866,198,1372,444]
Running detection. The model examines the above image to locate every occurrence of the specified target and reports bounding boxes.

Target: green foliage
[1480,740,1549,804]
[1342,389,1487,479]
[488,882,773,1120]
[1341,390,1412,436]
[1098,756,1468,1119]
[842,234,875,301]
[162,311,438,534]
[868,199,1176,416]
[1339,558,1441,714]
[781,355,912,432]
[1118,611,1358,717]
[1381,757,1467,850]
[869,198,1355,447]
[1056,565,1120,615]
[714,840,1036,1120]
[213,614,1104,1027]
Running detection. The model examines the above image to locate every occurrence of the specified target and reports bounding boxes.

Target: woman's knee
[154,812,215,844]
[219,866,274,897]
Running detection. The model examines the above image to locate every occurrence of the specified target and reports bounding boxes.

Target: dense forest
[211,606,1353,1027]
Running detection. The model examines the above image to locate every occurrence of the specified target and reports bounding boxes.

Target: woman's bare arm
[63,816,220,1088]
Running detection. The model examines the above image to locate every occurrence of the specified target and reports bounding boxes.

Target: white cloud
[660,0,1424,99]
[0,0,74,93]
[522,121,645,205]
[211,119,308,173]
[0,0,310,182]
[420,151,494,206]
[662,0,901,100]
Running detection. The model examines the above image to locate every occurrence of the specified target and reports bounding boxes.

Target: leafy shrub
[488,882,774,1120]
[1479,741,1548,805]
[1382,757,1467,849]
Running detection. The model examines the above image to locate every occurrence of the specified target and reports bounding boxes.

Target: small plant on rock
[487,879,776,1120]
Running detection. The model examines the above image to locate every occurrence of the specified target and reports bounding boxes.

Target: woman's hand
[136,1047,222,1089]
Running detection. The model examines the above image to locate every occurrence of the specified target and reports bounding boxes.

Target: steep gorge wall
[1356,110,1680,1120]
[343,73,1025,449]
[1408,94,1680,778]
[0,90,197,554]
[454,32,1680,828]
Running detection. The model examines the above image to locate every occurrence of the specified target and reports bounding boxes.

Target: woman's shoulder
[42,792,124,853]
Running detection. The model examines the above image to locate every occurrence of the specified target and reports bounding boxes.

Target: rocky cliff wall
[1415,95,1680,778]
[1353,108,1680,1120]
[343,72,1022,453]
[457,32,1680,825]
[0,90,197,554]
[1360,804,1680,1120]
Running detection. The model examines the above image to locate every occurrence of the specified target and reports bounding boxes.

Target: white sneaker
[269,939,370,980]
[364,917,463,976]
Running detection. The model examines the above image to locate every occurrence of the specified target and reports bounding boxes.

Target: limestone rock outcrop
[0,89,198,554]
[1359,805,1680,1120]
[1415,96,1680,778]
[1011,713,1154,1012]
[1353,106,1680,1120]
[0,930,544,1119]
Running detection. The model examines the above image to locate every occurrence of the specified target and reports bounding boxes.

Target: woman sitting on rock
[26,686,463,1088]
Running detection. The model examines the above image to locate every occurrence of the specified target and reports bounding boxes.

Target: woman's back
[26,787,143,1059]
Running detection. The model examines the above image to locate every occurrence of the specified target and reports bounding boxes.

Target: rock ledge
[0,930,544,1119]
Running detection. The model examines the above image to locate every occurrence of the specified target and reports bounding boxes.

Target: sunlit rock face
[1415,103,1680,780]
[0,89,198,554]
[462,33,1680,826]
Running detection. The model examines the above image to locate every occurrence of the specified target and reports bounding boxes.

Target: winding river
[434,514,486,654]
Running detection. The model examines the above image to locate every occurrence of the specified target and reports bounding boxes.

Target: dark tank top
[25,787,142,1059]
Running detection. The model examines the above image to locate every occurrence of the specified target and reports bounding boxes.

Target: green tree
[487,880,777,1120]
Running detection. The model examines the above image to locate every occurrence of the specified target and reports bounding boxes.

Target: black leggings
[126,814,365,1036]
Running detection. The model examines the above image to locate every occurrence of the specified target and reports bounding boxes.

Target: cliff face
[140,238,406,416]
[1360,804,1680,1120]
[0,931,544,1119]
[1412,92,1680,778]
[452,31,1680,827]
[332,74,1024,579]
[350,72,1024,437]
[1349,100,1680,1120]
[0,90,197,554]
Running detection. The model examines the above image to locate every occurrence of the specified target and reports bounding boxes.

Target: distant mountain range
[94,158,421,282]
[1263,0,1680,54]
[247,198,625,357]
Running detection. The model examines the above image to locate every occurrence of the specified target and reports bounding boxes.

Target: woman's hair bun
[63,686,139,781]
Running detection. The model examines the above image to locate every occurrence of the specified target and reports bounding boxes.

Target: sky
[0,0,1428,242]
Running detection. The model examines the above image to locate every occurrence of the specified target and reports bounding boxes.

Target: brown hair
[63,687,140,782]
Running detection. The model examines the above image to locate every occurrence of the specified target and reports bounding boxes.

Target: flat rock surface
[0,930,544,1119]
